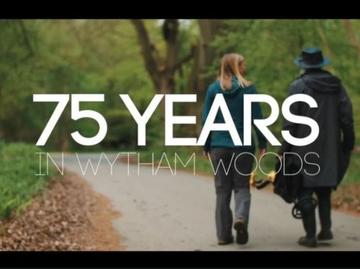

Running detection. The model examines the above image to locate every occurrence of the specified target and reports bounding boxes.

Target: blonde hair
[219,53,250,90]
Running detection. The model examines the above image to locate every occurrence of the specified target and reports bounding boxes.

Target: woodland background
[0,19,360,183]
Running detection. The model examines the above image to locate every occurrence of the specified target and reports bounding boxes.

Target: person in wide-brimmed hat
[293,47,330,69]
[279,47,355,248]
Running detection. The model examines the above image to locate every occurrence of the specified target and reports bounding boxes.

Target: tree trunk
[131,19,190,95]
[131,19,161,90]
[186,20,225,135]
[131,20,225,137]
[188,20,224,99]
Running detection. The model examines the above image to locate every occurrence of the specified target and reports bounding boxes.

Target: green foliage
[0,143,53,219]
[211,19,360,143]
[0,19,359,162]
[0,19,156,150]
[0,19,359,211]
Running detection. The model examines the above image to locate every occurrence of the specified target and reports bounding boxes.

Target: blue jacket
[201,77,267,152]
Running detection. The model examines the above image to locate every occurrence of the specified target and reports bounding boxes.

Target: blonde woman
[202,53,266,245]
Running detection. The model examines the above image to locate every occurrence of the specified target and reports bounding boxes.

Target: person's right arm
[339,85,355,152]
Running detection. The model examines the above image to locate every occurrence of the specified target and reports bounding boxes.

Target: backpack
[273,155,302,204]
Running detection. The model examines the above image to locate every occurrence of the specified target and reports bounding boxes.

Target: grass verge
[0,142,53,219]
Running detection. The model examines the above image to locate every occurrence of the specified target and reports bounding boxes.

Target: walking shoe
[297,236,317,248]
[234,220,248,245]
[317,230,333,241]
[218,236,234,245]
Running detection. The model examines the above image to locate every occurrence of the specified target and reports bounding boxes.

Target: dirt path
[58,153,360,251]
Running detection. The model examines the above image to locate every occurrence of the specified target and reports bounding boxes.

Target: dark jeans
[298,187,332,238]
[210,148,254,242]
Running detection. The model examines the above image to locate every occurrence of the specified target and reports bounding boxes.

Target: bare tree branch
[171,46,196,72]
[163,19,179,71]
[316,21,334,58]
[17,20,34,62]
[130,19,160,88]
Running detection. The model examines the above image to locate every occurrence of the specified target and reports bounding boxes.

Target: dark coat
[280,69,355,188]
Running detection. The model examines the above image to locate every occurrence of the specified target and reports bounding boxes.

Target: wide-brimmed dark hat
[294,48,329,69]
